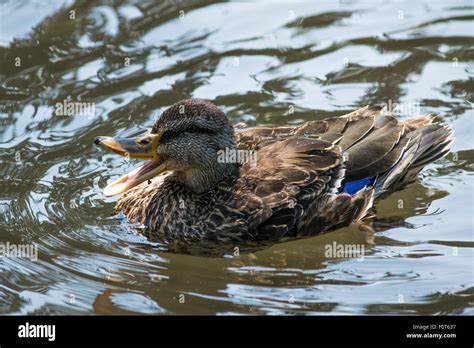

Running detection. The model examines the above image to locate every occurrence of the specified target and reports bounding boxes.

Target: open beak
[94,132,167,196]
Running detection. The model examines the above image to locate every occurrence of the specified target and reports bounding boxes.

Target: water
[0,0,473,315]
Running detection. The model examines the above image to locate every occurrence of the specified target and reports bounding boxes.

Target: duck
[95,99,453,254]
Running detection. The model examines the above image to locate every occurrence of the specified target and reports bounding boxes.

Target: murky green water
[0,0,473,315]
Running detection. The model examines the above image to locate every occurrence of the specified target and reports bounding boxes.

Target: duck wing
[231,106,452,239]
[230,134,373,240]
[290,106,453,196]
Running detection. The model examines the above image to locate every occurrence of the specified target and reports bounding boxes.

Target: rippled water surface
[0,0,473,315]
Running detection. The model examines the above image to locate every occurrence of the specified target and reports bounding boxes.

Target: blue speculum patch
[342,177,375,195]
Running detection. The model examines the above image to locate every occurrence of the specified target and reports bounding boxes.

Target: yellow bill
[94,132,167,196]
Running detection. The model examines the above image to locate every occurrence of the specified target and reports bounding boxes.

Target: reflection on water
[0,0,473,315]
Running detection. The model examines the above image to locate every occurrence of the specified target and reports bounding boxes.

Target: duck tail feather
[375,120,453,197]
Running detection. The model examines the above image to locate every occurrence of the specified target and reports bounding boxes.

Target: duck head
[95,99,238,196]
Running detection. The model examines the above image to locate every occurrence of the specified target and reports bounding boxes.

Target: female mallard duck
[95,99,453,254]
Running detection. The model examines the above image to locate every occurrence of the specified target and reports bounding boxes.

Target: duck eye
[139,138,150,145]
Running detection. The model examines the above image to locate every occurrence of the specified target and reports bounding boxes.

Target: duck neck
[174,161,239,194]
